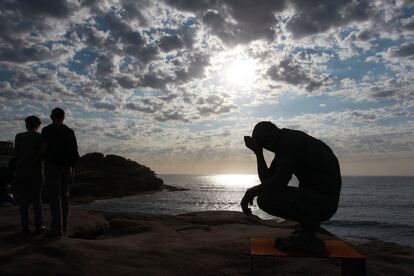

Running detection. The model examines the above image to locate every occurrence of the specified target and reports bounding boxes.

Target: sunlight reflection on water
[208,174,259,187]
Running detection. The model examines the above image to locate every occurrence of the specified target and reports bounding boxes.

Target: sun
[224,58,256,86]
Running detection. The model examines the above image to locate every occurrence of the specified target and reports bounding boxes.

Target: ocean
[84,175,414,247]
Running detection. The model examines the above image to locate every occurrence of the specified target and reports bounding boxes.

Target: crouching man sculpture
[241,122,341,254]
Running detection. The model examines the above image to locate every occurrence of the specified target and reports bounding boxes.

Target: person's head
[25,115,41,131]
[252,121,280,151]
[50,107,65,123]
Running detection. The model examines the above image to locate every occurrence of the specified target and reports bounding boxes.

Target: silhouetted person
[14,116,45,234]
[41,108,79,237]
[241,121,341,254]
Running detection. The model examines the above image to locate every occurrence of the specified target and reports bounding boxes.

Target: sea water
[84,175,414,246]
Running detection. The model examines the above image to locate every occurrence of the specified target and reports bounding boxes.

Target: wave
[323,219,414,230]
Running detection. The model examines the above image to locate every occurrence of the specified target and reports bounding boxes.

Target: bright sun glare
[224,58,256,86]
[211,174,258,187]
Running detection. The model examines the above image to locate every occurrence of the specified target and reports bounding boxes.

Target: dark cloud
[0,0,82,46]
[390,42,414,59]
[286,0,373,38]
[104,131,132,141]
[102,11,159,64]
[140,71,172,89]
[267,56,329,92]
[179,23,198,49]
[350,111,376,121]
[165,0,286,44]
[125,98,164,113]
[370,89,398,99]
[119,0,151,26]
[158,34,184,52]
[79,26,107,48]
[196,95,237,115]
[93,101,118,111]
[175,53,210,81]
[126,44,159,64]
[0,44,70,64]
[401,16,414,30]
[121,30,145,47]
[163,0,212,12]
[0,81,50,101]
[155,110,188,122]
[16,0,78,18]
[116,75,138,89]
[96,54,115,75]
[356,30,375,41]
[159,92,180,102]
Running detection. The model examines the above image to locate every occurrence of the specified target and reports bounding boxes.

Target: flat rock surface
[0,205,413,275]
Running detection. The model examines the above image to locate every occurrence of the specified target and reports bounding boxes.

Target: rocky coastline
[0,206,413,275]
[69,153,185,203]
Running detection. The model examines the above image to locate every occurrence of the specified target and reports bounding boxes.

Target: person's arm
[255,150,273,183]
[244,136,273,183]
[241,183,263,215]
[70,129,80,165]
[261,157,293,189]
[241,157,293,216]
[40,128,48,160]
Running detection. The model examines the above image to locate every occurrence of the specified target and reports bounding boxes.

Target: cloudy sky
[0,0,413,175]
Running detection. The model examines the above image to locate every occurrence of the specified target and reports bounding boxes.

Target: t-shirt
[266,128,341,197]
[41,123,79,166]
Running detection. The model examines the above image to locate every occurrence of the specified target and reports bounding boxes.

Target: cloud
[286,0,373,38]
[95,54,115,75]
[155,110,189,122]
[401,15,414,30]
[16,0,79,18]
[174,52,210,81]
[389,42,414,59]
[266,55,331,92]
[0,0,413,174]
[0,0,88,54]
[140,71,173,89]
[158,34,184,52]
[196,95,238,116]
[93,101,118,111]
[124,97,164,113]
[116,74,139,89]
[165,0,286,45]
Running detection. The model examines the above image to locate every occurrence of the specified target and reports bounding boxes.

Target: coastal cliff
[70,153,164,202]
[0,206,413,275]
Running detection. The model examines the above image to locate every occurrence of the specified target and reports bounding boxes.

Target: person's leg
[19,201,30,234]
[15,176,30,233]
[257,186,321,228]
[45,164,63,236]
[257,186,327,253]
[32,180,44,233]
[60,166,72,235]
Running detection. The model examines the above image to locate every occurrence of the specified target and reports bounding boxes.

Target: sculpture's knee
[257,191,288,218]
[257,193,272,213]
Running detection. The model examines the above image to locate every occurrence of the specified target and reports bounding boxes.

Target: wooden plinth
[250,238,366,276]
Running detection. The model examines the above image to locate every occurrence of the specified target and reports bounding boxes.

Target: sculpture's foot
[275,232,326,255]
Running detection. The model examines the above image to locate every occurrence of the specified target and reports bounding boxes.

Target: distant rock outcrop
[71,153,164,201]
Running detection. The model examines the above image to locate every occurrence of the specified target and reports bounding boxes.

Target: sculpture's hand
[244,136,262,154]
[241,187,257,216]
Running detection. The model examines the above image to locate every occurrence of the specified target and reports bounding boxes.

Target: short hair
[25,115,41,130]
[50,107,65,120]
[252,121,278,143]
